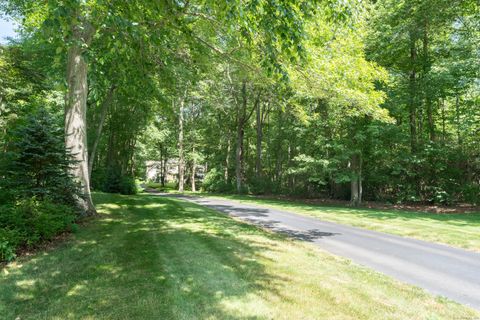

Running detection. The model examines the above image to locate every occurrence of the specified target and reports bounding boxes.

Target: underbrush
[0,198,76,262]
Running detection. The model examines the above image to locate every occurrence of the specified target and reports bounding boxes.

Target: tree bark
[423,20,435,142]
[255,100,263,178]
[224,136,230,182]
[178,96,185,192]
[455,94,462,147]
[359,153,363,204]
[162,149,168,187]
[441,99,446,144]
[88,85,115,178]
[350,153,362,206]
[65,22,95,215]
[275,108,284,185]
[159,144,163,183]
[235,80,247,193]
[409,34,418,153]
[426,97,435,141]
[191,146,196,192]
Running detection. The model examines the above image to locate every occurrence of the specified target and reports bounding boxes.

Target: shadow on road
[153,192,341,242]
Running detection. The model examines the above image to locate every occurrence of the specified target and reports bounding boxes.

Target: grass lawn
[202,194,480,252]
[1,193,478,319]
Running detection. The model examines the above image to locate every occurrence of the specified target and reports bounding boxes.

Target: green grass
[144,181,178,192]
[201,193,480,252]
[1,193,478,319]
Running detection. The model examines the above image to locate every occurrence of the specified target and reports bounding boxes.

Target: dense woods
[0,0,479,260]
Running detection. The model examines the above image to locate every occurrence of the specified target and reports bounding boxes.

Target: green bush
[0,109,81,262]
[462,185,480,205]
[247,177,274,195]
[0,198,75,262]
[0,229,19,262]
[202,168,234,193]
[119,176,137,195]
[102,166,137,195]
[90,167,107,191]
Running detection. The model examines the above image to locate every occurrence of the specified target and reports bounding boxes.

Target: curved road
[164,194,480,310]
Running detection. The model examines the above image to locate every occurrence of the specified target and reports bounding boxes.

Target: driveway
[162,194,480,310]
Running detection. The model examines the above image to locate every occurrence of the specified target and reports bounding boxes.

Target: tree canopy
[1,0,479,215]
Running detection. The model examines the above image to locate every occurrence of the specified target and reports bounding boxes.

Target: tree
[2,109,80,206]
[2,0,478,208]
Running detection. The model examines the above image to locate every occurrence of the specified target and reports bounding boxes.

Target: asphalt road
[164,194,480,310]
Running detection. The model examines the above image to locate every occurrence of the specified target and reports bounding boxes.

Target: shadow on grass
[156,194,342,242]
[216,194,480,227]
[0,193,290,319]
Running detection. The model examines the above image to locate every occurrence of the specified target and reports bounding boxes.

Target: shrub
[119,176,138,195]
[0,198,75,262]
[430,187,453,205]
[102,166,137,195]
[202,168,234,193]
[247,176,272,195]
[462,184,480,205]
[0,230,19,262]
[90,167,107,191]
[0,109,81,262]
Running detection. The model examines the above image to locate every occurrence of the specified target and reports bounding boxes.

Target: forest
[0,0,480,318]
[1,0,479,251]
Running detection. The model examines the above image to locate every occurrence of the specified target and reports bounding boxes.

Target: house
[146,159,205,183]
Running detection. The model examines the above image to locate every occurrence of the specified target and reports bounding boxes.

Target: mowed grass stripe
[0,193,478,319]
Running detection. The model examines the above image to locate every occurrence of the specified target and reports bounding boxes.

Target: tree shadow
[219,194,480,226]
[0,193,292,319]
[155,194,341,242]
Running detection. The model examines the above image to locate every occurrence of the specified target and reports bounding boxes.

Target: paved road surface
[161,194,480,310]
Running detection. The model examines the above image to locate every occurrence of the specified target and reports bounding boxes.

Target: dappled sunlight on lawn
[1,193,289,319]
[1,193,478,319]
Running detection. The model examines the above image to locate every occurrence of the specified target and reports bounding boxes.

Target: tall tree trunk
[423,20,435,142]
[409,42,417,153]
[235,117,245,193]
[159,144,163,183]
[351,177,359,205]
[65,23,95,215]
[178,97,185,192]
[359,153,363,204]
[88,85,115,178]
[275,108,284,186]
[441,99,446,144]
[350,153,361,206]
[235,80,247,193]
[287,143,293,189]
[426,97,435,141]
[191,146,196,192]
[408,32,422,196]
[224,135,231,182]
[162,152,168,187]
[455,94,462,147]
[409,32,418,153]
[255,100,263,178]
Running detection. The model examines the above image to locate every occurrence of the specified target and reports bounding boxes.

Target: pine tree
[2,109,81,207]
